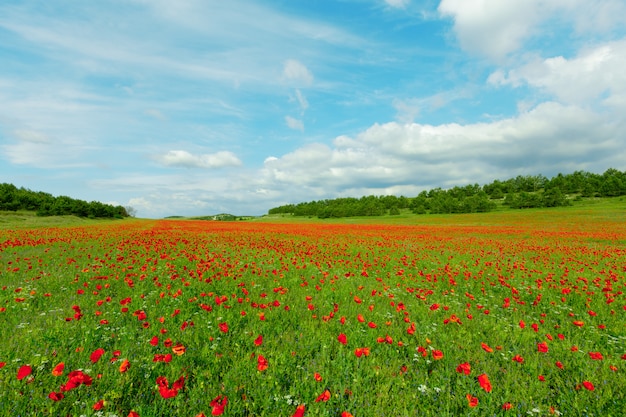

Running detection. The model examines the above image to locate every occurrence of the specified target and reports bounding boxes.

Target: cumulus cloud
[438,0,542,58]
[282,59,314,86]
[154,150,242,169]
[258,101,623,198]
[438,0,626,59]
[489,40,626,106]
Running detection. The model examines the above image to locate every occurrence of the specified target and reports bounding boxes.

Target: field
[1,204,625,416]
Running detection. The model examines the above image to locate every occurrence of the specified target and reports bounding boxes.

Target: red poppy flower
[337,333,347,345]
[90,348,105,364]
[292,404,306,417]
[588,351,603,360]
[512,355,524,363]
[17,364,32,381]
[342,412,355,417]
[582,381,595,391]
[254,335,263,346]
[52,362,65,377]
[128,411,140,417]
[315,389,331,402]
[93,399,104,410]
[537,342,549,353]
[456,362,471,375]
[502,402,512,410]
[257,355,268,371]
[466,393,478,407]
[314,372,323,382]
[119,359,131,373]
[477,373,492,392]
[210,394,228,415]
[149,336,159,346]
[481,342,493,353]
[432,350,444,360]
[218,322,229,333]
[172,344,186,356]
[48,391,64,401]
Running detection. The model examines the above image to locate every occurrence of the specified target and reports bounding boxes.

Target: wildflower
[512,355,524,363]
[456,362,471,375]
[52,362,65,377]
[314,372,322,382]
[315,389,331,402]
[90,348,105,364]
[257,355,268,371]
[48,391,64,401]
[337,333,347,345]
[502,402,512,410]
[588,351,603,360]
[537,342,549,353]
[466,393,478,407]
[481,342,493,353]
[432,350,444,360]
[17,365,32,381]
[210,395,228,415]
[93,399,104,410]
[477,373,492,392]
[582,381,595,391]
[119,359,131,373]
[254,335,263,346]
[218,322,229,333]
[292,404,306,417]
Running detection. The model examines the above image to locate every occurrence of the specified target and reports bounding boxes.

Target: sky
[1,0,626,218]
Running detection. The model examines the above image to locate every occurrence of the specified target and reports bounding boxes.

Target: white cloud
[283,59,314,86]
[489,40,626,106]
[257,101,623,200]
[294,89,309,113]
[438,0,626,59]
[285,116,304,131]
[385,0,410,9]
[154,150,242,169]
[438,0,542,58]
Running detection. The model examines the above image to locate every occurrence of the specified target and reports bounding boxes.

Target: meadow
[0,204,625,416]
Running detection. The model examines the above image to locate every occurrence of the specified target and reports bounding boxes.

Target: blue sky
[1,0,625,218]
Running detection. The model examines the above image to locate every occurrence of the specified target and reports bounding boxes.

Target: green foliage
[268,168,626,218]
[0,183,131,219]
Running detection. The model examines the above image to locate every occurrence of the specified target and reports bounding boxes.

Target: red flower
[342,412,355,417]
[337,333,347,345]
[466,393,479,407]
[315,389,331,402]
[502,402,512,410]
[119,359,131,373]
[314,372,323,382]
[354,347,370,357]
[93,399,104,410]
[292,404,306,417]
[537,342,549,353]
[90,348,105,364]
[128,412,140,417]
[512,355,524,363]
[477,373,492,392]
[48,391,64,401]
[52,362,65,377]
[218,322,229,333]
[432,350,444,360]
[582,381,595,391]
[588,351,603,360]
[254,334,263,346]
[149,336,159,346]
[17,365,32,381]
[456,362,471,375]
[257,355,268,371]
[210,395,228,415]
[481,342,493,353]
[367,321,377,329]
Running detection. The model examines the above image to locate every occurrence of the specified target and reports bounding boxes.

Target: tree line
[0,183,132,219]
[268,168,626,218]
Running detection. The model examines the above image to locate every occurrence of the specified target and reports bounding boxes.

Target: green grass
[0,203,625,416]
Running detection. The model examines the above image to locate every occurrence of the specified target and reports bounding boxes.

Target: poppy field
[1,210,625,416]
